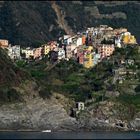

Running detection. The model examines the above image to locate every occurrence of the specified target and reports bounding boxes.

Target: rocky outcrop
[0,80,139,131]
[0,80,78,131]
[0,97,139,131]
[128,113,140,130]
[76,101,140,131]
[0,97,77,131]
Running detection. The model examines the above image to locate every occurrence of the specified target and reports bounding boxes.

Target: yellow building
[83,46,94,68]
[129,36,137,44]
[42,44,50,55]
[123,35,130,44]
[122,34,137,44]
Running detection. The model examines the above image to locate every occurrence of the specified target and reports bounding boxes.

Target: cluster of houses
[0,25,138,68]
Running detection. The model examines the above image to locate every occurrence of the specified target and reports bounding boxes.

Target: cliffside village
[0,25,138,69]
[0,25,139,124]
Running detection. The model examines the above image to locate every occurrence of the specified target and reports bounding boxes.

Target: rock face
[0,77,78,131]
[0,80,139,131]
[0,97,78,131]
[76,101,140,131]
[128,113,140,130]
[0,97,140,131]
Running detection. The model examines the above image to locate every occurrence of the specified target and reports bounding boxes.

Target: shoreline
[0,129,139,132]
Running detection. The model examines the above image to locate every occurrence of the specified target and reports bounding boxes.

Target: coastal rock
[128,118,140,130]
[0,97,77,131]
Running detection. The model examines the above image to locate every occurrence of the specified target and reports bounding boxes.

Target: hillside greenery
[0,44,140,113]
[14,45,140,111]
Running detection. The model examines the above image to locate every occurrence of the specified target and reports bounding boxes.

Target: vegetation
[0,43,140,118]
[117,94,140,112]
[0,87,23,103]
[0,48,29,103]
[14,45,139,105]
[16,60,27,68]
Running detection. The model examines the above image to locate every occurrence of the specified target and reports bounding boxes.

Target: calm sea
[0,131,140,139]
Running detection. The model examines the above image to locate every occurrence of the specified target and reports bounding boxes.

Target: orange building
[0,39,9,48]
[82,36,86,45]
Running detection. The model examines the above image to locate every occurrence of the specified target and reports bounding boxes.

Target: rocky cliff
[0,80,78,131]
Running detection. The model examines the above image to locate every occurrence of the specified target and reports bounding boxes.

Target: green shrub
[16,60,26,68]
[117,94,140,111]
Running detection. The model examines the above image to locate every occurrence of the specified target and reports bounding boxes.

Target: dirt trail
[51,1,74,36]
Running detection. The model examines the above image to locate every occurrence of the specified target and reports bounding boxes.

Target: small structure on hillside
[71,102,85,118]
[76,102,85,111]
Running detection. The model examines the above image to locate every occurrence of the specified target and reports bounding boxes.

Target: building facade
[0,39,9,49]
[8,45,21,60]
[98,44,115,59]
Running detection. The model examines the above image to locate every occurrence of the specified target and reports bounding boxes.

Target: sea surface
[0,131,140,139]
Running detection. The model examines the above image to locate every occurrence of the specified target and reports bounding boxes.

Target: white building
[8,45,21,60]
[115,36,122,48]
[21,47,34,59]
[76,102,85,111]
[64,35,71,40]
[67,37,72,45]
[66,43,77,59]
[58,48,65,60]
[76,37,82,46]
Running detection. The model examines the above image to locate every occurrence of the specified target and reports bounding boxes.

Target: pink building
[33,47,42,59]
[49,41,58,51]
[77,47,84,64]
[98,44,115,59]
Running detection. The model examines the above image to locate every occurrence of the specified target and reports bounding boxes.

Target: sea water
[0,131,140,139]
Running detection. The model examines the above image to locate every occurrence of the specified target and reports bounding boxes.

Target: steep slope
[0,48,28,87]
[0,1,140,46]
[57,1,140,43]
[51,1,74,36]
[0,1,65,47]
[0,48,77,131]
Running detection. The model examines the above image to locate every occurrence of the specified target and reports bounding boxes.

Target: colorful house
[66,44,77,59]
[58,48,65,60]
[77,48,84,64]
[83,46,94,68]
[98,44,115,59]
[76,37,82,46]
[33,47,42,59]
[93,53,101,65]
[42,44,50,55]
[21,47,34,59]
[0,39,9,49]
[122,32,137,44]
[8,45,21,60]
[129,36,137,44]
